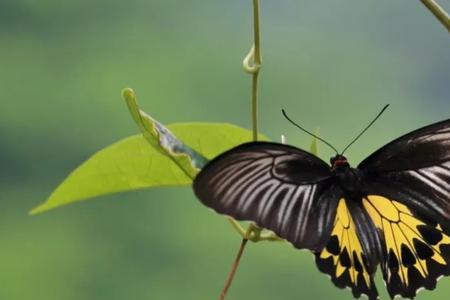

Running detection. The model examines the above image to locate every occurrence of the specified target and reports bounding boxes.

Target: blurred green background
[1,0,449,299]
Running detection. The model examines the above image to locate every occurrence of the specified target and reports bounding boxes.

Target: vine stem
[218,1,262,300]
[218,224,262,300]
[251,0,262,141]
[420,0,450,33]
[218,238,248,300]
[243,0,262,141]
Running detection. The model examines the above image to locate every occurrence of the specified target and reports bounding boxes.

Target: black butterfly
[193,106,450,300]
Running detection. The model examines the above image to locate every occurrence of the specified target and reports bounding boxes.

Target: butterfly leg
[227,218,284,242]
[228,218,247,237]
[258,231,284,242]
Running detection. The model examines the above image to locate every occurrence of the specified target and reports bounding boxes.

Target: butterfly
[193,105,450,300]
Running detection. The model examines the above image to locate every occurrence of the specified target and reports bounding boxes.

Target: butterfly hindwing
[193,141,342,251]
[362,195,450,298]
[363,160,450,238]
[358,118,450,297]
[316,198,379,300]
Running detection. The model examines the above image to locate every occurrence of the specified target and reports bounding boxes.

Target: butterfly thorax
[331,155,364,196]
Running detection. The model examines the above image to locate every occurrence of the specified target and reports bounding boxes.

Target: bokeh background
[1,0,450,299]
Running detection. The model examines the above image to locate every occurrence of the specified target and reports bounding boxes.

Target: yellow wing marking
[319,198,370,287]
[363,195,450,294]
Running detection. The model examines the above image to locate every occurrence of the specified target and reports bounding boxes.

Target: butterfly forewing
[193,141,341,251]
[359,119,450,172]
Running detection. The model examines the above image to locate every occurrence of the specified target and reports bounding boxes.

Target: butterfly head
[330,155,349,169]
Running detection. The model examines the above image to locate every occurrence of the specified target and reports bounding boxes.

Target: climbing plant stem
[219,1,264,299]
[252,0,262,141]
[243,0,262,141]
[420,0,450,33]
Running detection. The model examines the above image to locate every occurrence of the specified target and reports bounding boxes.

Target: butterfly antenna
[341,104,390,155]
[282,109,339,154]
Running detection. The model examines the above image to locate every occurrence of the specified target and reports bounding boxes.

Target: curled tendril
[243,45,261,74]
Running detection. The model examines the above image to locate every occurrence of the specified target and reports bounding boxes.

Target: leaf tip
[29,204,47,216]
[29,198,60,216]
[121,88,135,102]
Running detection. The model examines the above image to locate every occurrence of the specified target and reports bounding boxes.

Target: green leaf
[30,122,266,215]
[122,88,266,174]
